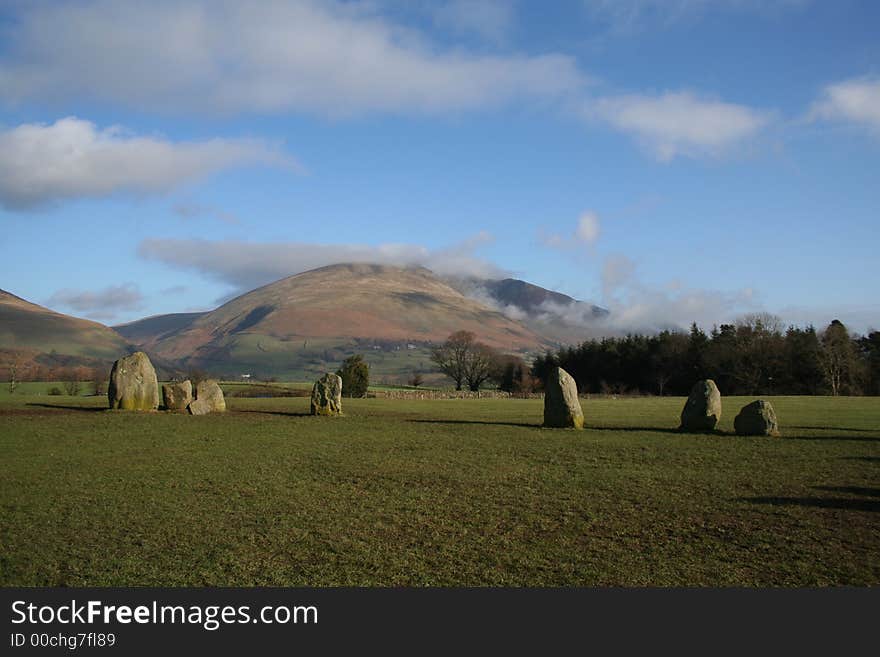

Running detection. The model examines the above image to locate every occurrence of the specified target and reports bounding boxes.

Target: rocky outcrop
[108,351,159,411]
[679,379,722,431]
[543,366,584,429]
[311,373,343,416]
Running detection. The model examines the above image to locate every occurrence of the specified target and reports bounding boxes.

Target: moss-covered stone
[543,367,584,429]
[311,373,343,416]
[679,379,721,431]
[162,380,192,411]
[108,351,159,411]
[734,400,780,436]
[187,380,226,415]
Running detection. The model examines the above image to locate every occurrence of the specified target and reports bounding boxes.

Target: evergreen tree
[337,354,370,398]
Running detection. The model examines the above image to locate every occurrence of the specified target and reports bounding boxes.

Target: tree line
[530,315,880,396]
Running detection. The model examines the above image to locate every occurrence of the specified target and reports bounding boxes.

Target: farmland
[1,393,878,586]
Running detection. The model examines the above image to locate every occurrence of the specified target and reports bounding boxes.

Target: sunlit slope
[141,264,549,376]
[0,288,130,360]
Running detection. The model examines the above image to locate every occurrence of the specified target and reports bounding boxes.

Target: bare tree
[408,372,424,388]
[464,343,497,392]
[732,313,785,394]
[430,330,475,390]
[8,358,21,394]
[62,373,82,396]
[91,367,108,396]
[819,320,857,396]
[430,330,498,391]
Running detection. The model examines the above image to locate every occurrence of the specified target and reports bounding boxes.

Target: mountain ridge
[4,264,608,380]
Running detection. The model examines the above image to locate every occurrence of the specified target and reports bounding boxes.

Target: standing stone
[187,380,226,415]
[734,400,780,436]
[108,351,159,411]
[543,367,584,429]
[311,373,343,416]
[162,380,193,411]
[679,379,722,431]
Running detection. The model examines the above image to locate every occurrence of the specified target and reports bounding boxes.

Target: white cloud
[172,202,240,225]
[0,0,583,116]
[430,0,515,43]
[809,77,880,134]
[541,211,601,249]
[575,211,601,244]
[47,283,144,320]
[586,91,768,160]
[137,233,504,293]
[595,254,761,332]
[0,117,295,210]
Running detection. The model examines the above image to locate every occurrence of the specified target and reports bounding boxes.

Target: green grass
[0,394,878,586]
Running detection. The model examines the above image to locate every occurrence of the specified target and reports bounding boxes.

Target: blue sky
[0,0,877,333]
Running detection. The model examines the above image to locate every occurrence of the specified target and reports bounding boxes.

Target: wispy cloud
[172,202,240,225]
[159,285,189,296]
[429,0,516,43]
[594,254,761,333]
[47,283,145,321]
[0,0,583,117]
[540,211,602,249]
[584,91,769,160]
[0,117,295,210]
[808,77,880,135]
[137,233,504,294]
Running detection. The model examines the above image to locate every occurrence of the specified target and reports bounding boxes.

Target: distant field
[0,380,440,398]
[0,394,878,586]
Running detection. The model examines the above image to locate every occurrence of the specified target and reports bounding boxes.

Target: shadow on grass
[788,425,879,433]
[25,403,106,413]
[783,434,880,443]
[739,496,880,513]
[410,419,541,429]
[409,420,709,434]
[840,456,880,463]
[234,410,312,418]
[814,486,880,498]
[601,426,715,436]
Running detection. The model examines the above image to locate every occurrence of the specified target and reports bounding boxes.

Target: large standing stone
[108,351,159,411]
[734,400,780,436]
[187,380,226,415]
[543,367,584,429]
[679,379,722,431]
[311,373,343,416]
[162,380,193,411]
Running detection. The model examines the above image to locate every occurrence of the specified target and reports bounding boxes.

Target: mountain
[129,264,551,380]
[481,278,604,317]
[445,276,608,345]
[114,312,206,349]
[0,288,132,372]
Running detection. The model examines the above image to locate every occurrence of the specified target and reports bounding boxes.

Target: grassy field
[0,393,878,586]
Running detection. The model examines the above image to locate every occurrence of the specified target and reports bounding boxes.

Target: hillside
[447,276,608,345]
[0,288,131,360]
[114,312,206,349]
[135,264,551,380]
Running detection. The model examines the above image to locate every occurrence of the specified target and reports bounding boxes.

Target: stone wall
[369,389,519,400]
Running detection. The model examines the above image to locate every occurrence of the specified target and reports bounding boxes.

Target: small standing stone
[734,400,780,436]
[108,351,159,411]
[679,379,722,431]
[187,380,226,415]
[311,373,343,416]
[162,380,193,411]
[543,366,584,429]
